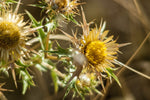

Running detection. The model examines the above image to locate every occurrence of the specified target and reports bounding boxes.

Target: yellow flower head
[80,12,120,73]
[0,1,38,65]
[80,21,119,72]
[46,0,81,15]
[62,10,120,74]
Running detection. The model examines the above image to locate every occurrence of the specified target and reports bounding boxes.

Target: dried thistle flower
[46,0,81,15]
[61,8,125,88]
[0,1,39,66]
[80,24,120,74]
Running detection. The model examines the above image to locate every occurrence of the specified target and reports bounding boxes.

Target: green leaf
[61,14,79,25]
[51,69,58,94]
[28,4,47,9]
[106,68,121,87]
[28,0,47,9]
[63,83,73,100]
[74,83,85,100]
[6,0,17,3]
[45,19,57,32]
[45,43,71,58]
[25,10,46,50]
[22,79,28,94]
[19,69,35,94]
[16,60,29,68]
[92,88,103,96]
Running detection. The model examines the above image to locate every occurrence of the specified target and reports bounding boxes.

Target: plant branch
[41,62,66,78]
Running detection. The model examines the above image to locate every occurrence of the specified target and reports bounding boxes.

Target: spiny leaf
[25,10,46,50]
[19,69,35,94]
[6,0,18,3]
[106,68,121,87]
[74,83,85,100]
[92,88,103,96]
[28,3,47,9]
[63,83,73,100]
[45,19,57,32]
[16,60,29,68]
[61,14,79,25]
[44,43,71,57]
[28,0,47,9]
[22,79,28,94]
[51,69,58,94]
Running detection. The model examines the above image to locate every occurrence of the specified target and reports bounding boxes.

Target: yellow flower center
[85,41,107,65]
[0,21,20,49]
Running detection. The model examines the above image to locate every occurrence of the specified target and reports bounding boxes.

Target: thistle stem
[115,60,150,80]
[117,32,150,75]
[41,62,66,78]
[45,31,51,58]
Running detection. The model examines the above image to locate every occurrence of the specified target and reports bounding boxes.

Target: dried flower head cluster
[0,4,37,66]
[45,0,80,15]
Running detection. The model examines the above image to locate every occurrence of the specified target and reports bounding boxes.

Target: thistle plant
[0,0,41,94]
[0,0,150,100]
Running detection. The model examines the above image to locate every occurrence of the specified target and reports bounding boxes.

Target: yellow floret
[85,41,107,65]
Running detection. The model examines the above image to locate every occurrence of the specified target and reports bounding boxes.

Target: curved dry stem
[115,60,150,79]
[117,32,150,76]
[27,34,71,45]
[41,62,66,78]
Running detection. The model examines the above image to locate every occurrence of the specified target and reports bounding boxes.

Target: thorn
[10,63,17,88]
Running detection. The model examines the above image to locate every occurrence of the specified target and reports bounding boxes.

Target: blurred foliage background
[0,0,150,100]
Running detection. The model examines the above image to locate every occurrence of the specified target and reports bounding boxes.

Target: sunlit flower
[61,8,126,89]
[80,24,119,73]
[45,0,81,15]
[0,1,39,66]
[62,10,121,73]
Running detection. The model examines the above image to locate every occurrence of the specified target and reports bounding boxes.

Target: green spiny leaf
[51,69,58,94]
[45,19,57,32]
[45,43,71,58]
[6,0,17,4]
[16,60,29,68]
[61,14,79,25]
[25,10,46,50]
[19,69,35,94]
[74,83,85,100]
[22,79,28,94]
[28,3,47,9]
[63,83,73,100]
[106,68,121,87]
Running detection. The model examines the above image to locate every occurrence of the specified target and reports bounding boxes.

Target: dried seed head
[0,8,38,64]
[0,21,21,49]
[46,0,81,15]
